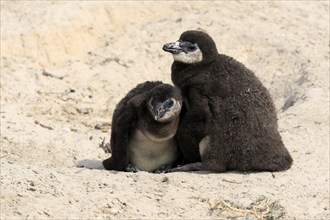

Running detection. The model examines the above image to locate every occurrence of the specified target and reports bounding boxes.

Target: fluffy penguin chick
[163,30,293,172]
[102,81,182,172]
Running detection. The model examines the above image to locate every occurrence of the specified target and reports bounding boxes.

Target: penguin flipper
[103,104,137,171]
[75,159,104,169]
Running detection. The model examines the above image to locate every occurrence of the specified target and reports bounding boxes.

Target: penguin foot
[125,164,140,173]
[170,162,203,172]
[153,164,173,174]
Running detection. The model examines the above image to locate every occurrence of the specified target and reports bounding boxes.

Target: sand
[0,1,329,219]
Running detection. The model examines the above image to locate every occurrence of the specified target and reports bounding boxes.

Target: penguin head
[162,30,218,64]
[147,85,182,123]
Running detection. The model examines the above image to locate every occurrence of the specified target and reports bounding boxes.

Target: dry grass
[200,196,286,220]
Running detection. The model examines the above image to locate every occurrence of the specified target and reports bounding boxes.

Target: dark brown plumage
[163,30,293,172]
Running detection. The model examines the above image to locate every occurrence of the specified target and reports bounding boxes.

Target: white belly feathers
[129,130,178,172]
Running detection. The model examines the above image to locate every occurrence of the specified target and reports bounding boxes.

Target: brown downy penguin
[162,30,293,172]
[102,81,182,172]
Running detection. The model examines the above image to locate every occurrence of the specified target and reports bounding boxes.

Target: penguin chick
[163,30,293,172]
[102,81,182,172]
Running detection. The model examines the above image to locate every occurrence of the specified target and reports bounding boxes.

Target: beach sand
[1,1,329,219]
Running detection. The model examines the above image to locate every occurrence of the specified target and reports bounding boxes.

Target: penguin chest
[129,130,178,172]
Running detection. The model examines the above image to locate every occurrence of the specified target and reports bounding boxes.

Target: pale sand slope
[0,1,329,219]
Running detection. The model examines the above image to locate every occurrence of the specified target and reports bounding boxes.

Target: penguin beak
[163,41,197,55]
[162,41,182,54]
[154,99,174,121]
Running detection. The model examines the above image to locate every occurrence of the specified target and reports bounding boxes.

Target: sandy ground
[0,1,329,219]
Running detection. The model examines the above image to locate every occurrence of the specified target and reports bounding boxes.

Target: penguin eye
[168,100,174,107]
[188,45,196,50]
[179,41,197,52]
[163,99,174,109]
